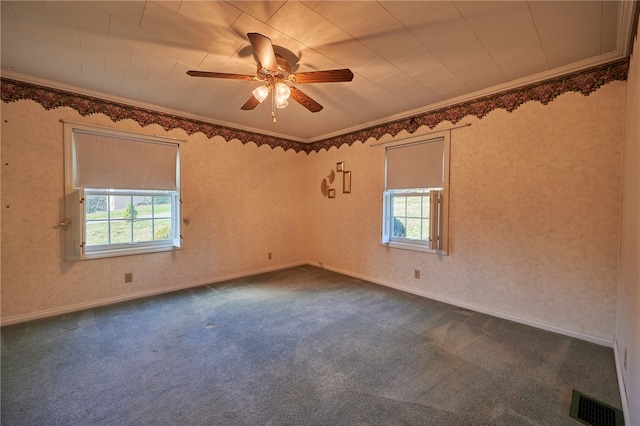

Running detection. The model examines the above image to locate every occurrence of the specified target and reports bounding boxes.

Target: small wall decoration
[343,171,351,194]
[322,162,351,198]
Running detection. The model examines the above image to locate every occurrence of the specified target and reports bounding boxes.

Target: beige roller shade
[385,137,444,190]
[72,129,179,190]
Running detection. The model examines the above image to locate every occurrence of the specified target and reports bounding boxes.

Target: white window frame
[381,131,450,255]
[63,122,182,260]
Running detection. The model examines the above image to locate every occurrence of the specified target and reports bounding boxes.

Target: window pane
[110,220,132,244]
[406,218,422,239]
[422,195,430,216]
[85,194,109,246]
[392,217,406,237]
[84,190,177,251]
[406,196,422,217]
[86,221,109,245]
[422,219,430,241]
[392,197,406,216]
[133,218,153,242]
[154,218,172,240]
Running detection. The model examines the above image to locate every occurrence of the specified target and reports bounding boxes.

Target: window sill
[381,241,448,256]
[79,244,181,260]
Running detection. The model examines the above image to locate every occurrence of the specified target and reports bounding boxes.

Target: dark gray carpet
[1,265,622,425]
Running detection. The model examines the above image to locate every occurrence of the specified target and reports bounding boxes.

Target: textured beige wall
[0,81,626,345]
[306,82,625,342]
[1,101,310,322]
[617,25,640,425]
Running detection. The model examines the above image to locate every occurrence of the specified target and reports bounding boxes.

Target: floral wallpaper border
[1,58,629,154]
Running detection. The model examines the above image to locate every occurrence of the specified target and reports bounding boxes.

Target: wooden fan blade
[290,87,323,113]
[241,95,261,110]
[247,32,278,72]
[187,70,254,80]
[293,69,354,84]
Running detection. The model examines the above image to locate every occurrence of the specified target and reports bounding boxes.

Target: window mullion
[151,196,155,240]
[107,195,112,245]
[130,195,134,243]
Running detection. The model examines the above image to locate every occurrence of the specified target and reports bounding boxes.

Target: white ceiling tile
[496,53,549,81]
[602,1,620,54]
[457,69,505,92]
[373,31,429,64]
[337,75,383,97]
[300,1,322,10]
[267,1,351,59]
[104,53,149,82]
[225,1,286,23]
[80,1,146,26]
[401,2,489,71]
[108,15,164,50]
[453,1,545,63]
[412,65,458,87]
[130,48,178,75]
[145,70,185,90]
[366,88,413,112]
[345,5,405,50]
[379,1,425,19]
[453,58,505,88]
[529,1,602,68]
[176,1,243,30]
[425,76,468,98]
[2,3,22,39]
[357,58,397,83]
[311,1,378,31]
[43,1,110,36]
[141,2,231,54]
[6,1,47,16]
[149,1,181,14]
[394,51,441,77]
[52,42,103,66]
[292,49,343,73]
[86,64,126,88]
[376,71,434,100]
[329,40,378,70]
[197,52,257,76]
[11,5,82,49]
[121,75,154,99]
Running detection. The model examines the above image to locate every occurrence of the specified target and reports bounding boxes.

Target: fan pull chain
[271,90,277,123]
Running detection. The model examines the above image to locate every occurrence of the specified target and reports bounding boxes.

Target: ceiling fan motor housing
[257,54,293,83]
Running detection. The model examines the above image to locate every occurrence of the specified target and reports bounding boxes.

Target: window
[63,122,182,260]
[381,132,450,254]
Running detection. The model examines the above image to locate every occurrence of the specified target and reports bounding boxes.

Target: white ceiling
[1,1,636,142]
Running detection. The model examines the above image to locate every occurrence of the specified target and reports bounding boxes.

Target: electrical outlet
[268,252,272,260]
[414,269,420,279]
[124,272,133,283]
[624,348,627,370]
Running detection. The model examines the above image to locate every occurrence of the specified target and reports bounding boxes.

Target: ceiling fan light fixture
[274,82,291,101]
[252,85,270,103]
[275,97,289,109]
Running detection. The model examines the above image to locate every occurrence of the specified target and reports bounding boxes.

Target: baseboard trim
[613,342,632,426]
[318,263,616,348]
[0,262,307,326]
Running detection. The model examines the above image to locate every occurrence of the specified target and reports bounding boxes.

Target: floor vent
[570,390,624,426]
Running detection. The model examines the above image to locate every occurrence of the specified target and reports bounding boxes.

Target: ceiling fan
[187,32,354,123]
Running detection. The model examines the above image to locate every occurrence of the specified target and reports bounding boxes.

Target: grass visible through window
[86,204,171,246]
